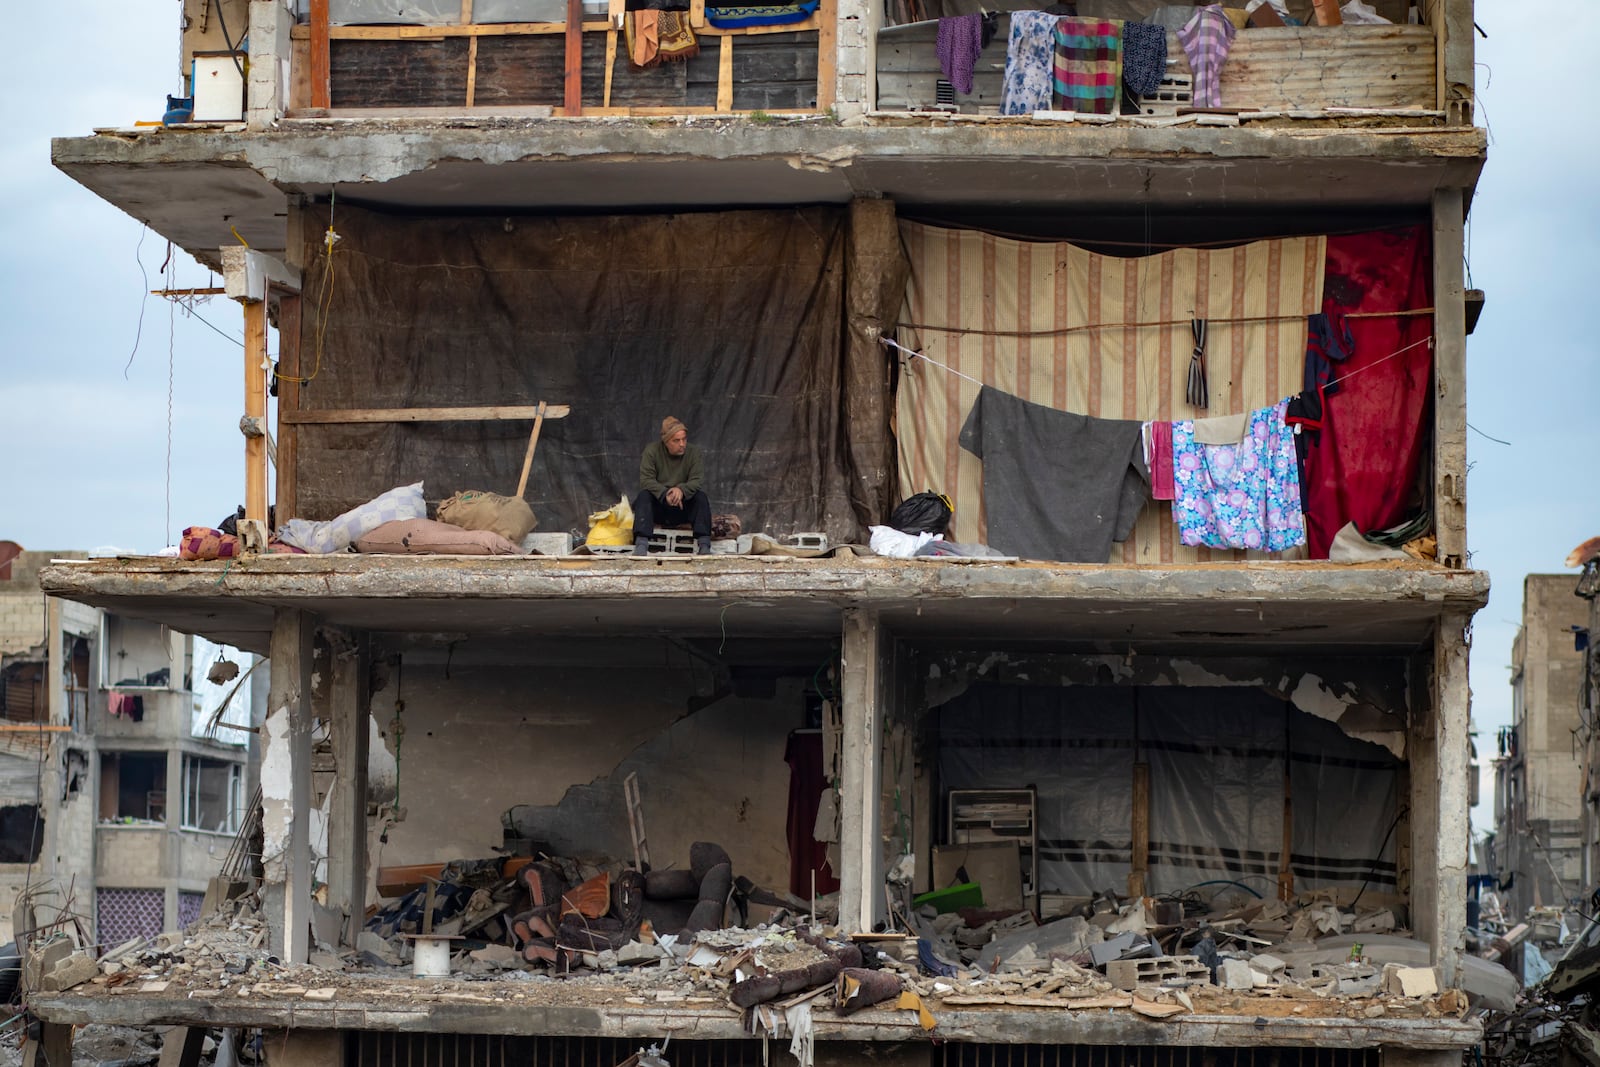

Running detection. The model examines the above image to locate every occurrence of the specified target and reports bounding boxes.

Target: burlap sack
[437,490,537,542]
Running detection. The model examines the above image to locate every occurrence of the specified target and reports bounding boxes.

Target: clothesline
[879,331,1435,398]
[896,307,1434,339]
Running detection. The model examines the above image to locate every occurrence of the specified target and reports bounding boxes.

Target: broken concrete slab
[40,952,100,993]
[976,916,1100,973]
[1088,933,1137,969]
[1384,966,1439,998]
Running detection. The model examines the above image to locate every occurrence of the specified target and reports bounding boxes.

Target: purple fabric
[1176,4,1235,108]
[937,13,984,95]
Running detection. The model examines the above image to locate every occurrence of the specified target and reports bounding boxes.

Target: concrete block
[521,532,573,556]
[40,951,99,992]
[1387,966,1439,998]
[1250,952,1286,974]
[356,930,399,964]
[1106,955,1209,991]
[1219,958,1254,990]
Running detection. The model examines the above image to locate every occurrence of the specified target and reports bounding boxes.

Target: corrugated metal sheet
[877,23,1434,113]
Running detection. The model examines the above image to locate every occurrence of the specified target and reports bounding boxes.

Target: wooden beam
[244,301,269,524]
[310,0,331,109]
[564,0,584,115]
[603,29,617,107]
[275,295,301,522]
[717,35,734,112]
[1128,762,1148,899]
[690,0,706,29]
[466,35,479,106]
[282,404,570,425]
[515,401,549,499]
[814,0,836,111]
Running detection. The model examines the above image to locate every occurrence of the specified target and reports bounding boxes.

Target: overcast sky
[1,7,1596,836]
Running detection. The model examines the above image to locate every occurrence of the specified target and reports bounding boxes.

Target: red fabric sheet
[1300,228,1433,558]
[784,731,839,898]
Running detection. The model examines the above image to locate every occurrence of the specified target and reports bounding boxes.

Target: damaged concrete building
[35,0,1491,1064]
[0,543,255,948]
[1489,575,1590,924]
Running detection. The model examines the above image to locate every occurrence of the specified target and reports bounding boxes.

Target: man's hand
[666,486,684,508]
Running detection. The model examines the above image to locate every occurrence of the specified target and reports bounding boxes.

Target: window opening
[182,756,242,834]
[100,752,167,824]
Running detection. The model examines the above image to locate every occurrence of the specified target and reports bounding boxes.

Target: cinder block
[1106,955,1209,990]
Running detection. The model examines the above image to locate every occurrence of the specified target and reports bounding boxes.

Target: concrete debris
[39,952,100,993]
[1219,958,1254,990]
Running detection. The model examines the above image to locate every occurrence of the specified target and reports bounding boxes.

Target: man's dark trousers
[631,489,712,540]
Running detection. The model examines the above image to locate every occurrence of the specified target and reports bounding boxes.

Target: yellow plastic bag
[585,497,636,547]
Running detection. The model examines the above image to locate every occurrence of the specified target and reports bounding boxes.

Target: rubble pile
[38,876,1500,1034]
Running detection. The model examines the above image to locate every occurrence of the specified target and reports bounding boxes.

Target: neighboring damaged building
[34,3,1491,1067]
[1492,575,1589,922]
[0,543,257,949]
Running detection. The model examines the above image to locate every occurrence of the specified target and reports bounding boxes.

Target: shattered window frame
[180,755,242,835]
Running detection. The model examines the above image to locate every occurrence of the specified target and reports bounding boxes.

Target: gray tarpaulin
[288,205,903,543]
[935,684,1400,897]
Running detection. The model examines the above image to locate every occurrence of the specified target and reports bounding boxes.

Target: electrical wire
[124,226,151,378]
[211,0,248,81]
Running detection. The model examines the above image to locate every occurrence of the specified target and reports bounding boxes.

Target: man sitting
[632,416,712,555]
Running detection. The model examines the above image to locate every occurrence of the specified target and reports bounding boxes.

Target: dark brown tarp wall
[289,204,903,544]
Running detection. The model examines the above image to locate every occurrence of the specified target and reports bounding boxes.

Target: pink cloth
[1150,421,1175,501]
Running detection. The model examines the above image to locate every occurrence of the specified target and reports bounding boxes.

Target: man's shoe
[632,537,650,556]
[696,537,712,555]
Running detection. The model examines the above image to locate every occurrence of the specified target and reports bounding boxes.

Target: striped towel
[1177,4,1236,108]
[1051,17,1124,115]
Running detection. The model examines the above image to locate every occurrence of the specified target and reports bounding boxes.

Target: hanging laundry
[1120,21,1167,99]
[1284,385,1325,515]
[1303,308,1355,394]
[1002,11,1059,115]
[1177,5,1236,109]
[1171,399,1305,552]
[959,386,1148,563]
[937,13,985,95]
[627,10,662,68]
[1190,410,1248,445]
[1051,17,1125,115]
[1297,227,1433,558]
[1185,317,1209,409]
[1147,421,1175,501]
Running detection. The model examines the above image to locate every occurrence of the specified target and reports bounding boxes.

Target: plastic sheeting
[935,684,1400,897]
[289,205,902,543]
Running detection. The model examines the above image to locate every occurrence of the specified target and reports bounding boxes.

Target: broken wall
[370,641,810,894]
[290,204,907,543]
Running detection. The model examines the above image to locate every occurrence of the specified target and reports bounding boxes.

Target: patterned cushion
[179,527,240,561]
[277,482,427,554]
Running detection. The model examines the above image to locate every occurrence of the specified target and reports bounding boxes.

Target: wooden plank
[283,405,570,425]
[514,401,549,498]
[291,36,313,110]
[564,0,584,114]
[603,30,618,107]
[377,857,533,897]
[466,35,479,105]
[690,0,706,29]
[461,0,474,18]
[274,295,302,522]
[717,35,734,112]
[814,0,835,110]
[244,301,269,524]
[310,0,331,109]
[1128,761,1148,899]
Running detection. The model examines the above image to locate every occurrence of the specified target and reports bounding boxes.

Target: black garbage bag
[887,492,953,536]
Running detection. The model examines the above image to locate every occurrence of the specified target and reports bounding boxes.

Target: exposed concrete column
[1411,611,1472,989]
[839,608,886,933]
[324,631,370,947]
[247,0,296,129]
[1436,0,1474,125]
[842,198,907,535]
[1431,187,1467,569]
[262,609,315,963]
[832,0,875,117]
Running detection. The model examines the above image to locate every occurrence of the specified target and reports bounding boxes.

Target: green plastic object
[912,882,984,914]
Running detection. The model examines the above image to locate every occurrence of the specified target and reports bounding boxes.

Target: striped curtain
[895,223,1325,563]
